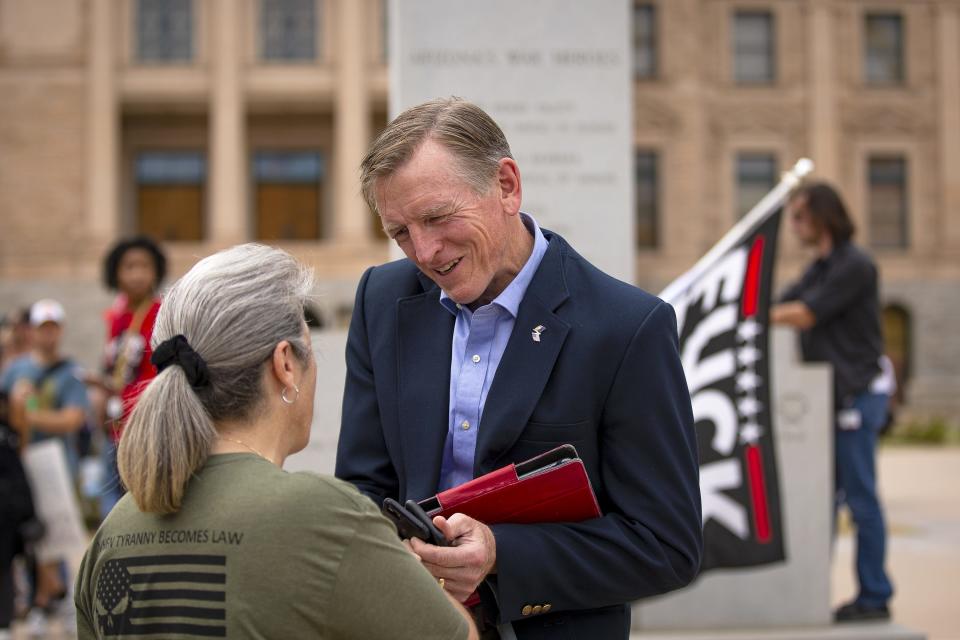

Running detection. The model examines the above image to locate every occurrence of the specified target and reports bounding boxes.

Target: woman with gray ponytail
[73,245,477,639]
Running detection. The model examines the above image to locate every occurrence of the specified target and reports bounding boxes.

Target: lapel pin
[531,325,546,343]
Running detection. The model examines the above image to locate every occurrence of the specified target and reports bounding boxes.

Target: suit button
[521,605,532,616]
[542,604,552,613]
[532,605,543,615]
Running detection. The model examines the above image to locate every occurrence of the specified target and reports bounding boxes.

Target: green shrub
[884,416,952,445]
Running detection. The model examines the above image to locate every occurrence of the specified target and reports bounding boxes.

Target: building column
[938,3,960,255]
[209,0,246,244]
[808,0,838,183]
[86,0,119,243]
[333,0,372,243]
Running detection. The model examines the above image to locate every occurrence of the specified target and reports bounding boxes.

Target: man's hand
[770,301,817,330]
[409,513,496,603]
[10,380,34,406]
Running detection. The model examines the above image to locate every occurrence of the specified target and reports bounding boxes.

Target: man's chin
[440,285,479,308]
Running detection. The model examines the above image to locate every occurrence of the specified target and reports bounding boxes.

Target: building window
[136,0,193,63]
[736,153,777,218]
[633,4,657,79]
[636,150,659,248]
[865,13,904,86]
[136,151,205,241]
[260,0,317,62]
[253,151,325,240]
[733,11,774,85]
[868,156,908,248]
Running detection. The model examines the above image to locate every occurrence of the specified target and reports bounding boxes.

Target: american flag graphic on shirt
[94,554,226,637]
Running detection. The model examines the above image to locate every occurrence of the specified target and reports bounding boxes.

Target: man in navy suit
[335,98,702,639]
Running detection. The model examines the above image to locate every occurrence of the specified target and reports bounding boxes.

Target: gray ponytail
[118,244,314,514]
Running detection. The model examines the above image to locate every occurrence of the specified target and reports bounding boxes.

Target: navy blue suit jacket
[336,231,702,639]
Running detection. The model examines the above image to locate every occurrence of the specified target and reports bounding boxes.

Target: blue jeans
[835,392,894,608]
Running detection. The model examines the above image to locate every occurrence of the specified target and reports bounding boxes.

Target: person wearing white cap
[0,298,89,632]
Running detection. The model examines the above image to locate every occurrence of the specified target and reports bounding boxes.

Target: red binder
[417,444,602,524]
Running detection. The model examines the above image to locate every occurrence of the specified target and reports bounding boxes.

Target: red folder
[418,444,602,524]
[417,445,601,608]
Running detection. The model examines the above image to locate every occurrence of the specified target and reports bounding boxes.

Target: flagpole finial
[788,158,815,183]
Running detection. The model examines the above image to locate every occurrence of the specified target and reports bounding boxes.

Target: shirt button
[472,354,481,363]
[456,303,462,309]
[461,420,470,430]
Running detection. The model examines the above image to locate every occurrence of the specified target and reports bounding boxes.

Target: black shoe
[834,601,891,622]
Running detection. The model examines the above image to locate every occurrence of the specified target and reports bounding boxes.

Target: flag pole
[660,158,814,303]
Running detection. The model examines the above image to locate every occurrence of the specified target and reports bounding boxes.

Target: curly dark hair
[103,236,167,291]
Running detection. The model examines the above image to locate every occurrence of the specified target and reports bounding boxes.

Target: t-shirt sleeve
[799,256,875,325]
[326,498,469,640]
[0,364,16,393]
[60,367,90,410]
[74,548,98,640]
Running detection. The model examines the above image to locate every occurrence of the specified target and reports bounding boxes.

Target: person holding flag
[771,182,894,623]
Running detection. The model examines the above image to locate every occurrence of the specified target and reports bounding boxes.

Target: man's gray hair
[359,97,513,216]
[118,243,313,514]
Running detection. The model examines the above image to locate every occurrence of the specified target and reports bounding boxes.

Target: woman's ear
[270,340,297,390]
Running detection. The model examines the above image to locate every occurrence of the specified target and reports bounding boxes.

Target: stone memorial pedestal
[388,0,633,283]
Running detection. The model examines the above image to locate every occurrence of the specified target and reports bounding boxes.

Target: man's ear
[497,157,522,215]
[270,340,297,390]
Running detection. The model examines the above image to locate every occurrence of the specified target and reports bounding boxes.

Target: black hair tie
[151,334,210,389]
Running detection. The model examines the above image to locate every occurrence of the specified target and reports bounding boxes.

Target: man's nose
[410,227,441,264]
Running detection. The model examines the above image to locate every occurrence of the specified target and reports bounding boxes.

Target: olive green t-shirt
[75,454,468,639]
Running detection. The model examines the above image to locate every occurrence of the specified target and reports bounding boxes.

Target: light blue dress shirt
[437,213,549,492]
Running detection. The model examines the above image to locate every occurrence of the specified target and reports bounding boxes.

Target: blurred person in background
[0,299,90,632]
[90,237,165,518]
[771,182,894,623]
[0,389,38,640]
[0,308,32,375]
[75,244,477,640]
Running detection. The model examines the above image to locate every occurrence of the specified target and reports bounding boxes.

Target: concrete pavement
[830,447,960,640]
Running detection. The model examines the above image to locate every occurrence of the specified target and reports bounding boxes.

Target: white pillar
[209,0,246,244]
[86,0,119,241]
[938,3,960,254]
[333,0,372,243]
[808,0,838,183]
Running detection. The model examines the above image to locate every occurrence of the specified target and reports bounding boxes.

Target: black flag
[661,159,811,570]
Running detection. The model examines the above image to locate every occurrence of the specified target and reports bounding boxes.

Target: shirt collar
[816,240,849,269]
[439,213,549,318]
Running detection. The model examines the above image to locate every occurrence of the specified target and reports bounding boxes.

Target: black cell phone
[405,500,449,547]
[382,498,431,542]
[381,498,450,546]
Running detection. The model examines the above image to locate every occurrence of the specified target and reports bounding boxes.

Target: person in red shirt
[96,237,166,518]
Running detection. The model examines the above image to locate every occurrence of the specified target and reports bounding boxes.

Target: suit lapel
[474,234,571,475]
[397,281,455,501]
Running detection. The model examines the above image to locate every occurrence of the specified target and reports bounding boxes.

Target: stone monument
[388,0,633,283]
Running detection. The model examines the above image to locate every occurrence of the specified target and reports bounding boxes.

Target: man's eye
[392,228,409,239]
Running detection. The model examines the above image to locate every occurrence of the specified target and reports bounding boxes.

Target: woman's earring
[281,384,300,405]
